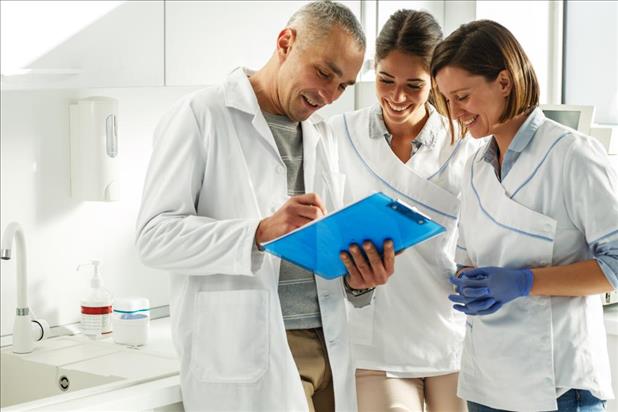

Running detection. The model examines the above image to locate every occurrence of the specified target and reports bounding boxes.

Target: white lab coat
[328,105,481,376]
[456,109,617,411]
[136,68,355,412]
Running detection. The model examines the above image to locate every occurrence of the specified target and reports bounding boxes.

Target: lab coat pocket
[191,289,270,383]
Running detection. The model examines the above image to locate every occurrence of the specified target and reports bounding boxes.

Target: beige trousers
[356,369,466,412]
[287,328,335,412]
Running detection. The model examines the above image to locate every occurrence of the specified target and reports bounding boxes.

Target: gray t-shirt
[263,111,322,330]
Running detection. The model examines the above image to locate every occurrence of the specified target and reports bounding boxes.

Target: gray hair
[287,0,366,50]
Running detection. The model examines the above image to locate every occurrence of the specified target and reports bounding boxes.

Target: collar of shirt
[369,104,438,157]
[262,111,299,128]
[481,107,545,180]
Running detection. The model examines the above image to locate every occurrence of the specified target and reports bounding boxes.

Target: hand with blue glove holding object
[448,267,534,315]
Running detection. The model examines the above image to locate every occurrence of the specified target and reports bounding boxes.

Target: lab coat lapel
[404,108,449,179]
[223,67,284,164]
[501,119,567,201]
[469,150,557,259]
[342,111,459,225]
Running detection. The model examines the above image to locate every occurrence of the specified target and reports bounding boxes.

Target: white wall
[474,1,560,104]
[564,0,618,124]
[0,86,198,335]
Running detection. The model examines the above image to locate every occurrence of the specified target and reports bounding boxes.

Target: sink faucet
[1,222,49,353]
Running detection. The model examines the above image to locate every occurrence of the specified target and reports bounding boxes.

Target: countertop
[2,317,182,411]
[3,307,617,411]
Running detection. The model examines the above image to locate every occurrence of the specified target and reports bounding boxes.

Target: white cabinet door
[165,1,360,86]
[0,1,164,89]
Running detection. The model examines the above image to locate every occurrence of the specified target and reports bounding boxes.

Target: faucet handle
[32,318,50,341]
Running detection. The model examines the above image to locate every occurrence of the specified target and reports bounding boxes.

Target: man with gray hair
[136,1,395,411]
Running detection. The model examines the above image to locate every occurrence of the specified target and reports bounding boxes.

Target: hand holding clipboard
[260,192,446,279]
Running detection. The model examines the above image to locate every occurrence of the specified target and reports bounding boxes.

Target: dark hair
[431,20,540,139]
[375,9,443,72]
[288,0,366,51]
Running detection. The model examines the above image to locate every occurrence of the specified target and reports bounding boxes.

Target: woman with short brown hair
[432,20,617,412]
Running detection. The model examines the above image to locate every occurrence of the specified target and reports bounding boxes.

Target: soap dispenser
[69,96,119,201]
[77,260,112,338]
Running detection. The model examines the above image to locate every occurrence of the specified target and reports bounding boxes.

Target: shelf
[1,69,82,90]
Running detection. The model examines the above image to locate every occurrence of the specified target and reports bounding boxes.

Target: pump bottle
[77,260,112,338]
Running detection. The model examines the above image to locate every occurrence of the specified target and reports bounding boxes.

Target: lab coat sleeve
[594,242,618,289]
[562,136,618,288]
[135,98,262,276]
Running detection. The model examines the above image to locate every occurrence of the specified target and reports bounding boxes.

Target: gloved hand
[448,266,534,315]
[448,293,503,316]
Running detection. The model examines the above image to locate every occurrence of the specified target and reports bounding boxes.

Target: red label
[81,306,112,315]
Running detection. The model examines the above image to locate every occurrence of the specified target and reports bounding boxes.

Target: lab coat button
[276,165,285,174]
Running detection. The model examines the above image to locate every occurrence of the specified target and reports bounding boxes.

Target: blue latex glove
[448,293,503,316]
[448,266,534,315]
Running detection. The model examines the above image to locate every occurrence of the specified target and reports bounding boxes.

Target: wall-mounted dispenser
[69,96,119,201]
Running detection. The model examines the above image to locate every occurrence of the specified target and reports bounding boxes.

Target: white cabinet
[165,1,360,86]
[2,0,367,90]
[0,1,164,89]
[2,0,364,90]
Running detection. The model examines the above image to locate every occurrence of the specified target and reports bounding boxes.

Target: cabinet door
[165,1,360,86]
[1,1,164,89]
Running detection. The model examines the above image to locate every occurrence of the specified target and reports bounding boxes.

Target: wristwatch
[343,275,375,297]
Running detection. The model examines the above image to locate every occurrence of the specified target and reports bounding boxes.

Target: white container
[69,96,119,201]
[112,297,150,347]
[78,260,112,338]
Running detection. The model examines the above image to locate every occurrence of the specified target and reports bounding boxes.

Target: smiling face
[276,26,364,122]
[375,50,431,130]
[435,65,512,138]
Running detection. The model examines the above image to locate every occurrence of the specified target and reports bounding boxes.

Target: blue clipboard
[260,192,446,279]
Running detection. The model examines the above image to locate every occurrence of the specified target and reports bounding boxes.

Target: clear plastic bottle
[77,260,112,338]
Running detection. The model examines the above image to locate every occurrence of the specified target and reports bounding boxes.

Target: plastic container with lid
[112,297,150,347]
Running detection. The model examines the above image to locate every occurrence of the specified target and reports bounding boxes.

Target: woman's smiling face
[435,65,510,138]
[375,50,431,129]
